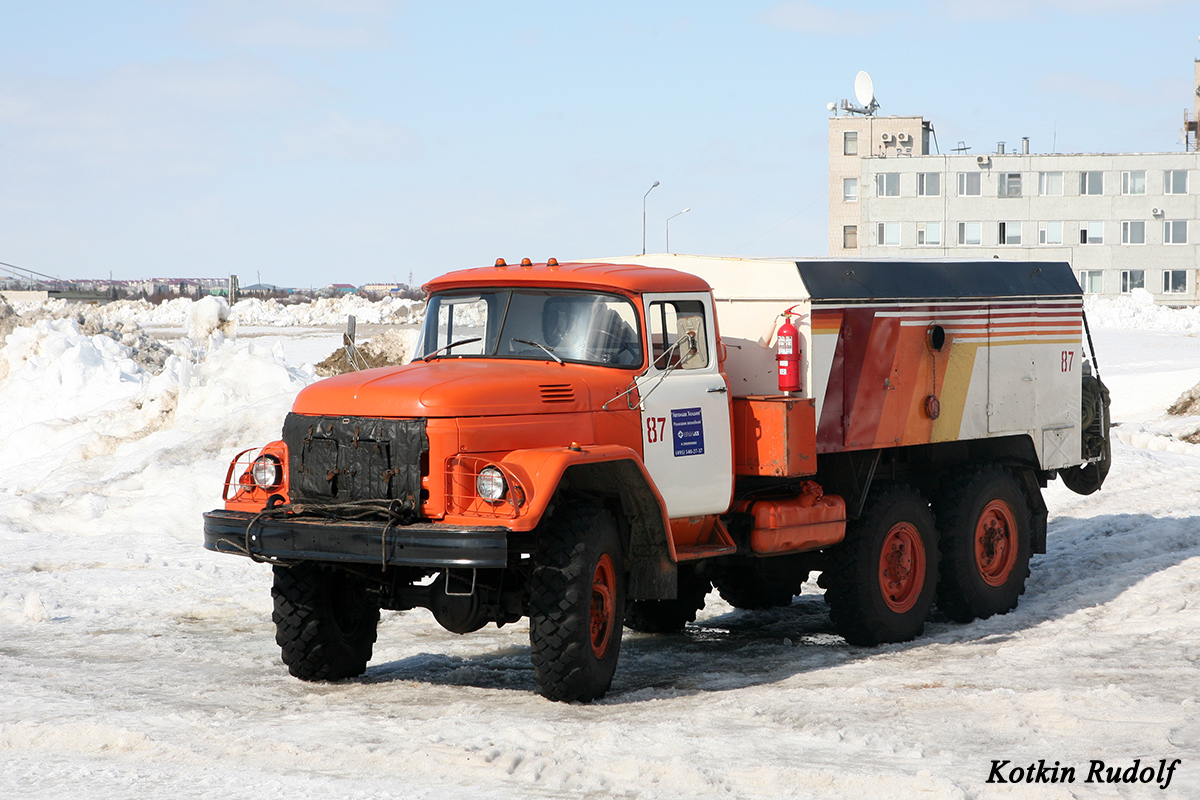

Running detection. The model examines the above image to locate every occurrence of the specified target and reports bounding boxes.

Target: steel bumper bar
[202,509,509,568]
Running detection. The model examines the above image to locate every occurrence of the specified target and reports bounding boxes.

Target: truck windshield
[417,289,643,368]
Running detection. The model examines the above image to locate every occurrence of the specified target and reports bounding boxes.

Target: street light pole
[642,181,660,254]
[666,208,690,254]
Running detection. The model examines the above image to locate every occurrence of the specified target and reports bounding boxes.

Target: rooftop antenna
[839,70,879,116]
[952,141,971,154]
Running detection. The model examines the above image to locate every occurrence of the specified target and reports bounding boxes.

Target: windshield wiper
[512,338,564,365]
[421,337,482,362]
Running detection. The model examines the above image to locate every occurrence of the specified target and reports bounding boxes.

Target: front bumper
[202,509,509,568]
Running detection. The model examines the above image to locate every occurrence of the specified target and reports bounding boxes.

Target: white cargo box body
[598,255,1085,472]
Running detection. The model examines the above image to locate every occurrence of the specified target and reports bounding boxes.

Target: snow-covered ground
[1,292,1198,799]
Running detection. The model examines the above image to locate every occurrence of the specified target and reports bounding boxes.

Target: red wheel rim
[878,522,926,613]
[590,553,616,659]
[975,499,1018,587]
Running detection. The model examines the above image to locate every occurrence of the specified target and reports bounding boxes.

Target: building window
[1039,171,1063,196]
[957,221,981,245]
[843,178,858,202]
[1165,169,1188,195]
[917,172,940,197]
[998,221,1022,245]
[1038,221,1063,245]
[917,222,941,246]
[1078,270,1103,293]
[1163,270,1187,293]
[957,172,981,196]
[1122,170,1146,195]
[998,173,1022,197]
[843,225,858,249]
[1080,221,1103,244]
[875,173,900,197]
[1121,269,1145,293]
[1079,171,1104,195]
[843,130,858,156]
[1122,220,1146,244]
[1164,220,1188,244]
[876,222,900,246]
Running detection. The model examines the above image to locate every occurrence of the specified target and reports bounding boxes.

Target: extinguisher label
[671,407,705,457]
[778,338,793,355]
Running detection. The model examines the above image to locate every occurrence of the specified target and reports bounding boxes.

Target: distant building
[361,283,401,294]
[240,283,290,297]
[324,283,357,295]
[829,59,1200,306]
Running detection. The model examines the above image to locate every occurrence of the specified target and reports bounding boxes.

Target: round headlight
[251,455,282,490]
[476,466,507,503]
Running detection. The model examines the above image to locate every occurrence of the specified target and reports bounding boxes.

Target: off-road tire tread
[529,506,624,702]
[932,465,1032,623]
[820,483,937,646]
[272,563,380,681]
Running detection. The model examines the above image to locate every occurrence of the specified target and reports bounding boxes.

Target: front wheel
[529,505,626,702]
[272,563,380,681]
[820,485,937,646]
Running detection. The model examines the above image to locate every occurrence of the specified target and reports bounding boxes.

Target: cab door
[637,293,734,518]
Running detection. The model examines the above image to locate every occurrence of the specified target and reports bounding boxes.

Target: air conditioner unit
[897,133,912,144]
[976,155,989,164]
[1152,207,1164,216]
[880,133,895,144]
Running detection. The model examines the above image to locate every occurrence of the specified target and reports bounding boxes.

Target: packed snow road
[0,296,1197,799]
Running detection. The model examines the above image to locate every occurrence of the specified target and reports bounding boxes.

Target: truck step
[675,542,738,561]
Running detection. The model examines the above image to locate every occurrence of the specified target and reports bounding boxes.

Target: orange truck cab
[203,256,1109,702]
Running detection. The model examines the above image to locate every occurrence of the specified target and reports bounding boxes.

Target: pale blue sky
[1,1,1197,287]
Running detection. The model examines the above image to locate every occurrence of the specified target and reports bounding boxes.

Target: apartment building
[829,60,1200,306]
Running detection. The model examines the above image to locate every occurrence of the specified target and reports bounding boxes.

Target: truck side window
[648,299,708,370]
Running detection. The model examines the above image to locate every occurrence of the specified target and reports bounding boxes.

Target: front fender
[499,445,678,600]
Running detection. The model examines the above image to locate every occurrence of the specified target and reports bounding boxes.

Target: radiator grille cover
[282,413,428,504]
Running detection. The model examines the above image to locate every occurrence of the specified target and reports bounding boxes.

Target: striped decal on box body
[810,296,1082,454]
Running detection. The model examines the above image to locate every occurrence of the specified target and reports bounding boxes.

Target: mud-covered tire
[933,466,1032,623]
[272,563,380,681]
[820,484,937,646]
[529,505,626,702]
[713,554,809,610]
[625,566,710,633]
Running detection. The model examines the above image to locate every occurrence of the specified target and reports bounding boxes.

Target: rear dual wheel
[933,466,1031,623]
[821,485,937,646]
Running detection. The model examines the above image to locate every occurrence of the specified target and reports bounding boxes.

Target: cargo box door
[986,303,1038,435]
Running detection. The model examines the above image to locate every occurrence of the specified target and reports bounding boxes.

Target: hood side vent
[539,384,576,404]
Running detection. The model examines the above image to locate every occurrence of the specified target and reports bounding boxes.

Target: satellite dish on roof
[854,71,875,108]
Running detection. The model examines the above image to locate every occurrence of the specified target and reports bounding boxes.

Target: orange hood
[290,359,638,418]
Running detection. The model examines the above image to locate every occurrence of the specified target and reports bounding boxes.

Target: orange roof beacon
[204,255,1110,702]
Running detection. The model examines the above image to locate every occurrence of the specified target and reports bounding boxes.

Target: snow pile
[229,294,423,327]
[3,293,426,332]
[186,296,235,342]
[0,315,314,534]
[1086,288,1200,333]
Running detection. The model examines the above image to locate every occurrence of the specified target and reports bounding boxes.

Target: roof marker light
[547,258,559,269]
[520,258,533,268]
[494,258,507,268]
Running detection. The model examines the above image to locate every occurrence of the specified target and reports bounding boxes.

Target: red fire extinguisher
[776,306,802,394]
